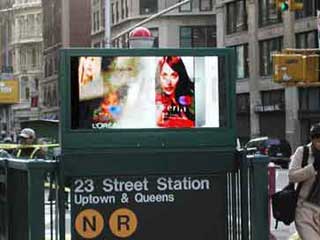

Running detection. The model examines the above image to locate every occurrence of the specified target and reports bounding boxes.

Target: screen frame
[59,48,236,152]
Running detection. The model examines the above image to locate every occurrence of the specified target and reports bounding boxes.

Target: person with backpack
[289,123,320,239]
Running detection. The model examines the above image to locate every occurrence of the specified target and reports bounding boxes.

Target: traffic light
[275,0,303,12]
[273,53,303,82]
[273,52,319,83]
[275,0,288,12]
[302,55,319,83]
[288,0,303,11]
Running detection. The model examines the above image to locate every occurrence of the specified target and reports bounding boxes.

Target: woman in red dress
[156,56,195,128]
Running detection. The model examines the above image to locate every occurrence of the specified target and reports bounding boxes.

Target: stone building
[41,0,91,120]
[216,0,319,148]
[0,0,43,135]
[90,0,216,48]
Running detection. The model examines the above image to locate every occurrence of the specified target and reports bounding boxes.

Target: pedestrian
[14,128,46,159]
[289,122,320,240]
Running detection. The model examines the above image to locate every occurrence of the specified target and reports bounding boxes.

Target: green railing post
[58,167,66,240]
[240,151,249,239]
[0,159,8,240]
[250,155,269,240]
[3,159,57,240]
[28,166,45,240]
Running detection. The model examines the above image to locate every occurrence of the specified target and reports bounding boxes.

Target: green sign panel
[59,48,236,240]
[71,174,227,240]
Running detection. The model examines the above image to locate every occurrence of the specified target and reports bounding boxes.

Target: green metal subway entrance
[57,48,265,240]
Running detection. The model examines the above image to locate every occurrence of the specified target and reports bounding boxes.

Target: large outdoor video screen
[70,56,220,129]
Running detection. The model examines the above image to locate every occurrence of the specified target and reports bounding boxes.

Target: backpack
[271,146,309,228]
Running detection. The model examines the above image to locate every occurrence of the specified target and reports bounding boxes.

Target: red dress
[156,93,194,128]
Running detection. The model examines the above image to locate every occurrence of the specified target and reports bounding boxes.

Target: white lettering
[92,122,114,129]
[74,194,115,206]
[102,178,149,193]
[0,86,12,93]
[134,193,175,203]
[157,177,210,191]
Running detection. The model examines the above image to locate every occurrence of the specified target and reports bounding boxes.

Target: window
[116,1,119,22]
[226,0,247,34]
[236,93,250,113]
[121,33,129,48]
[296,31,318,49]
[232,44,249,79]
[20,48,27,70]
[125,0,129,18]
[31,47,37,68]
[111,3,115,24]
[295,0,319,19]
[179,0,192,12]
[54,52,59,74]
[261,90,284,106]
[34,78,39,90]
[52,84,58,107]
[21,77,29,100]
[258,0,281,27]
[180,26,216,47]
[93,42,101,48]
[112,38,120,48]
[259,37,282,76]
[299,88,320,111]
[200,0,212,11]
[93,10,100,32]
[121,0,124,19]
[149,28,159,48]
[102,6,105,29]
[140,0,157,15]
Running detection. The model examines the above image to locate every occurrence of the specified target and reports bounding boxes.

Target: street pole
[317,10,320,48]
[109,0,191,44]
[104,0,112,48]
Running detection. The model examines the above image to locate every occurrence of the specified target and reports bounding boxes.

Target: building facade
[0,0,14,138]
[90,0,216,48]
[217,0,319,149]
[0,0,42,138]
[42,0,91,120]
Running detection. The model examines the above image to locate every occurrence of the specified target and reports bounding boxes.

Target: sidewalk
[270,219,296,240]
[270,168,298,240]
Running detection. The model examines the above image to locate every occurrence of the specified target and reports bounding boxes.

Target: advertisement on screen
[71,56,219,129]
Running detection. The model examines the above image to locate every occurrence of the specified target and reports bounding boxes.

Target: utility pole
[104,0,112,48]
[317,10,320,48]
[104,0,191,48]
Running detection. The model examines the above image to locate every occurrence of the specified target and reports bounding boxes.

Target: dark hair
[158,56,195,120]
[310,123,320,139]
[158,56,194,97]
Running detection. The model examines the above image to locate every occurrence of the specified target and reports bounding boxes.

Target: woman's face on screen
[83,57,97,79]
[160,62,179,96]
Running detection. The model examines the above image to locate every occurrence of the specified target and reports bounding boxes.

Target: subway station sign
[71,174,227,240]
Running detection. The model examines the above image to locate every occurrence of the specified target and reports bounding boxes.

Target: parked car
[244,137,292,168]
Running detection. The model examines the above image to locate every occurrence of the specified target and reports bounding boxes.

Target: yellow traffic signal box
[273,54,303,82]
[288,0,303,11]
[274,0,303,11]
[273,53,319,83]
[302,55,319,83]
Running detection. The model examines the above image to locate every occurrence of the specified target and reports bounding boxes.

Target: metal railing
[0,153,269,240]
[0,158,58,240]
[227,152,269,240]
